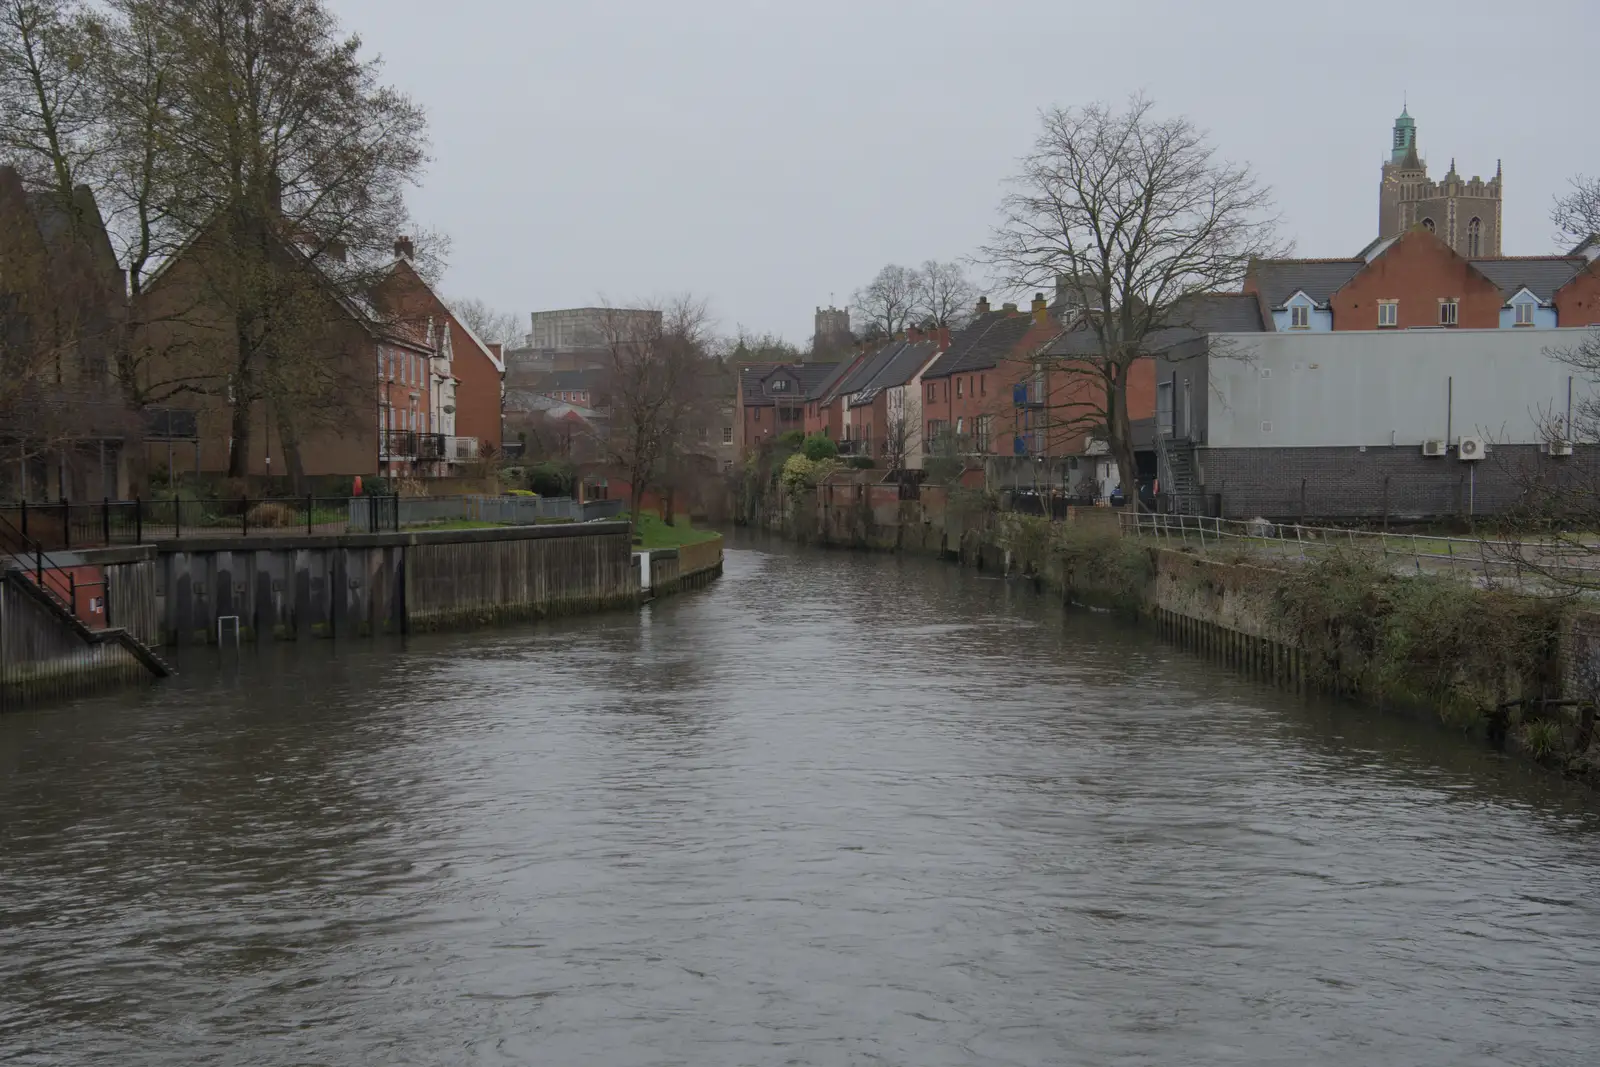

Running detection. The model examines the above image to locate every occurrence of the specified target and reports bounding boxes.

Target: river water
[2,532,1599,1065]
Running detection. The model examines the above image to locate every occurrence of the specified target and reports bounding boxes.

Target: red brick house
[370,241,505,462]
[735,360,847,457]
[919,296,1063,458]
[1245,226,1600,332]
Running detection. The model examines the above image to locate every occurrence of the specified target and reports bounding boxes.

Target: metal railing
[0,496,401,547]
[0,513,111,629]
[1119,510,1600,585]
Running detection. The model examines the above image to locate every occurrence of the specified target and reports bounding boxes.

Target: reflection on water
[2,530,1598,1066]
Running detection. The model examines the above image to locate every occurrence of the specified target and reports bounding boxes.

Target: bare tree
[451,296,521,345]
[598,296,716,525]
[913,259,977,328]
[852,263,918,340]
[981,95,1287,501]
[1553,175,1600,248]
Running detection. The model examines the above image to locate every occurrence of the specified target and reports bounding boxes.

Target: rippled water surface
[3,532,1600,1065]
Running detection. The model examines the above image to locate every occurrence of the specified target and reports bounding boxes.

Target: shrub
[847,456,875,469]
[801,433,838,461]
[778,429,806,449]
[245,501,296,527]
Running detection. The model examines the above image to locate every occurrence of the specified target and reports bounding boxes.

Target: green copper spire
[1391,106,1417,164]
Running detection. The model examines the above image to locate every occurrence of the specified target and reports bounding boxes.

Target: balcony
[447,435,479,460]
[380,430,446,460]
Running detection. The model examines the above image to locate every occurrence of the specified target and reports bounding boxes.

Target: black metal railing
[0,513,110,629]
[380,430,448,459]
[0,495,400,547]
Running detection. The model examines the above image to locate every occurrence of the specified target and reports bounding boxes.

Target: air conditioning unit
[1549,439,1575,456]
[1421,439,1447,457]
[1457,435,1486,460]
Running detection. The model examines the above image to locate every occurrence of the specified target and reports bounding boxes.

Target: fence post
[61,498,70,550]
[174,496,182,539]
[135,496,142,544]
[104,573,112,628]
[69,572,75,617]
[307,493,314,536]
[241,497,249,537]
[35,544,43,585]
[19,498,26,538]
[102,497,110,545]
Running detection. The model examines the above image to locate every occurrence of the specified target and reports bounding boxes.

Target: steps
[2,569,173,679]
[1156,436,1203,515]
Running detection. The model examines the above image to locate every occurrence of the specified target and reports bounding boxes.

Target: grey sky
[331,0,1598,345]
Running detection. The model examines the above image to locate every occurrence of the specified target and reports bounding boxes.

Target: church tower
[1377,107,1502,257]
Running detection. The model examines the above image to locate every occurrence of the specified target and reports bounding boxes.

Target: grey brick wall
[1200,444,1600,521]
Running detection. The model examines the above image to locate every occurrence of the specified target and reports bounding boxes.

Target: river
[2,531,1599,1065]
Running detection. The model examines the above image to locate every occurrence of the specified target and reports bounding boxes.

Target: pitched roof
[837,340,908,396]
[921,312,1038,379]
[737,360,841,406]
[1041,293,1265,358]
[545,368,604,391]
[1469,257,1587,302]
[1247,259,1364,308]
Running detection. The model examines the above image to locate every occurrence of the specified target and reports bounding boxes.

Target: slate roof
[1469,257,1587,302]
[843,340,938,407]
[1040,293,1265,358]
[737,360,842,406]
[921,312,1039,379]
[837,341,908,396]
[544,368,604,392]
[1247,259,1364,309]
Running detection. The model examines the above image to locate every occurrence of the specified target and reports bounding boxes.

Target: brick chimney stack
[394,235,414,260]
[1031,292,1049,325]
[975,295,990,315]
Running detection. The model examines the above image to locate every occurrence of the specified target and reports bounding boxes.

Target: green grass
[632,511,719,550]
[406,519,508,531]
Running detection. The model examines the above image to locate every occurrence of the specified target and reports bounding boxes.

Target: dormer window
[768,379,790,393]
[1515,301,1536,326]
[1289,304,1310,329]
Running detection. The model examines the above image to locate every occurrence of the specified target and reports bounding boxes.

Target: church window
[1378,300,1398,327]
[1467,217,1482,256]
[1290,304,1310,329]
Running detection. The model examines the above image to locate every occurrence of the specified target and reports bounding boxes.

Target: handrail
[0,512,110,627]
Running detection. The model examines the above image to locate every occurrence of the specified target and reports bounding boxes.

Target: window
[974,414,991,452]
[722,425,733,443]
[927,382,936,401]
[1439,299,1458,326]
[1467,217,1482,257]
[769,378,789,393]
[1289,304,1310,329]
[980,374,986,396]
[956,417,965,435]
[956,377,964,398]
[1515,301,1536,326]
[1378,300,1398,327]
[754,408,761,423]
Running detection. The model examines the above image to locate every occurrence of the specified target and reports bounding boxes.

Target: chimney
[394,235,414,260]
[1002,301,1019,315]
[1031,292,1048,325]
[976,295,990,315]
[935,324,950,349]
[894,329,906,341]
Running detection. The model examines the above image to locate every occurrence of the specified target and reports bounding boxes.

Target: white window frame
[722,426,733,444]
[1439,299,1459,327]
[1378,300,1398,327]
[1289,304,1311,329]
[1515,301,1536,326]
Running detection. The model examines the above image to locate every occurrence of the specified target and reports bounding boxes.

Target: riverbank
[746,486,1600,787]
[2,520,724,710]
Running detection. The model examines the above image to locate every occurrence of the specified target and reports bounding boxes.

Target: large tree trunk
[1106,369,1139,511]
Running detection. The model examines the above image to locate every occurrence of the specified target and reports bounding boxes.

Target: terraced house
[1150,228,1600,520]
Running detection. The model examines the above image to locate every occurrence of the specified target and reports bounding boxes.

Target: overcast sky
[330,0,1597,345]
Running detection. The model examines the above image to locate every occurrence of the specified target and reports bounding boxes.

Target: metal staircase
[1154,433,1202,515]
[0,515,173,679]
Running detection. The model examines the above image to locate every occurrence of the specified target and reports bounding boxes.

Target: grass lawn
[632,511,719,550]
